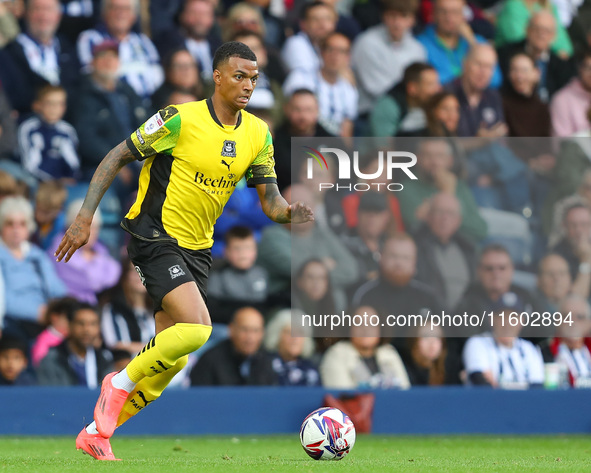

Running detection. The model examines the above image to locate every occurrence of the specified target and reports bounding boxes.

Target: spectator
[18,85,81,182]
[497,11,575,103]
[550,294,591,387]
[495,0,573,58]
[352,234,440,340]
[320,307,410,389]
[273,90,333,191]
[155,0,221,83]
[31,180,67,250]
[417,0,502,88]
[502,52,552,137]
[0,196,67,343]
[208,226,270,325]
[100,259,155,356]
[0,171,18,202]
[342,191,393,284]
[533,253,572,313]
[241,0,286,48]
[0,336,35,386]
[551,203,591,297]
[151,48,204,111]
[283,32,358,137]
[462,308,545,388]
[71,40,147,180]
[37,303,113,386]
[340,154,406,233]
[1,0,80,114]
[189,307,278,386]
[48,199,121,304]
[414,193,476,312]
[293,258,337,317]
[259,185,358,310]
[77,0,163,101]
[281,1,337,73]
[397,138,488,241]
[458,244,536,335]
[550,49,591,136]
[351,0,425,117]
[265,309,320,386]
[424,91,461,136]
[232,31,284,122]
[400,321,462,385]
[223,3,267,45]
[0,0,20,48]
[547,171,591,245]
[0,86,18,161]
[449,43,507,137]
[30,296,78,367]
[370,62,441,137]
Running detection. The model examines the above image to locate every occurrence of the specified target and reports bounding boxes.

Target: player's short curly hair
[212,41,257,71]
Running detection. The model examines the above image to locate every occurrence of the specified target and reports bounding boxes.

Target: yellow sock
[116,355,189,427]
[125,323,211,383]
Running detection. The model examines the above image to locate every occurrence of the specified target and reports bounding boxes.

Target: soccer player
[55,42,314,461]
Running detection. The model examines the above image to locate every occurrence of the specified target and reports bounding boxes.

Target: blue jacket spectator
[418,21,502,88]
[0,196,67,341]
[18,85,80,182]
[71,41,147,179]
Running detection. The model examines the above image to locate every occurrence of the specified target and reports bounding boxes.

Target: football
[299,407,356,460]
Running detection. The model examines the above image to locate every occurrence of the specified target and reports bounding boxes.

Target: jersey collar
[206,97,242,129]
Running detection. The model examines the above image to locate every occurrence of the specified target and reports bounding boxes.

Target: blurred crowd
[2,0,591,391]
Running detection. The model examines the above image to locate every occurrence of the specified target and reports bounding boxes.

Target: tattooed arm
[255,183,314,224]
[55,141,136,262]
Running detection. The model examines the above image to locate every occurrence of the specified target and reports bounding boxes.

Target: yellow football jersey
[122,99,277,250]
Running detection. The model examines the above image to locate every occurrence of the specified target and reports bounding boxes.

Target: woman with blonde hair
[264,309,320,386]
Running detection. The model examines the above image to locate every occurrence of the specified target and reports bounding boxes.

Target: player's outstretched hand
[289,201,314,224]
[54,214,92,263]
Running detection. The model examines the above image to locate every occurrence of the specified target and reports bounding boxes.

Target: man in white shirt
[463,308,545,388]
[351,0,426,116]
[283,32,357,137]
[77,0,163,100]
[281,1,337,74]
[553,294,591,387]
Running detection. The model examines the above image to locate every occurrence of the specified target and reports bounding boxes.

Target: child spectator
[18,85,81,182]
[0,336,35,386]
[208,226,269,326]
[30,297,78,367]
[48,199,121,304]
[31,180,67,250]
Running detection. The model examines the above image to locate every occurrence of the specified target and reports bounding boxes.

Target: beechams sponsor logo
[303,146,417,192]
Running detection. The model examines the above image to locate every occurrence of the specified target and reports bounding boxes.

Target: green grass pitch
[0,435,590,472]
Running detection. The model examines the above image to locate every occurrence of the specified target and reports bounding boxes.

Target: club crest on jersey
[221,140,237,157]
[168,265,185,279]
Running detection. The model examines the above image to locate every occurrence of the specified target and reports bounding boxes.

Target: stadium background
[0,0,591,438]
